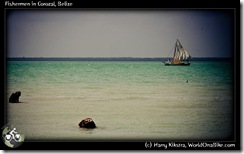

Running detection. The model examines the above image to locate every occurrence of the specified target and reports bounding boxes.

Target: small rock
[79,118,96,128]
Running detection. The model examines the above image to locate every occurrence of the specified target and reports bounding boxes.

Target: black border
[2,0,240,150]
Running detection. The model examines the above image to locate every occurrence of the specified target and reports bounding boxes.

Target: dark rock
[79,118,96,128]
[9,91,21,103]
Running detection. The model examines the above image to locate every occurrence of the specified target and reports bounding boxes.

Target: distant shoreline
[7,57,232,61]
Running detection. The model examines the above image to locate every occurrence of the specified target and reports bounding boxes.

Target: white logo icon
[5,128,21,142]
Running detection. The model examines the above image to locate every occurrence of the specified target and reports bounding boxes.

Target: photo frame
[2,0,240,151]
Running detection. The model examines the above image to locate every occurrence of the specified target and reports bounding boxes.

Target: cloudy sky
[6,9,234,58]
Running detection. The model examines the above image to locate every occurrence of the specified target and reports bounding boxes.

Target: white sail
[173,40,191,61]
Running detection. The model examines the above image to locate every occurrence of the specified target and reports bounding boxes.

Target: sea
[6,59,234,141]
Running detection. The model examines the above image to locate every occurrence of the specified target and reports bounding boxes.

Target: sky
[6,9,234,58]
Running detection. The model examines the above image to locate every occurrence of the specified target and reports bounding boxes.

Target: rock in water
[9,91,21,103]
[79,118,96,128]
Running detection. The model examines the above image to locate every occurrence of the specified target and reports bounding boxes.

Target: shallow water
[6,61,233,141]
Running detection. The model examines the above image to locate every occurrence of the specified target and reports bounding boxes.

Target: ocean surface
[6,60,234,141]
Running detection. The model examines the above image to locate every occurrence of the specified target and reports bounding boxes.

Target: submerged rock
[79,118,96,128]
[9,91,21,103]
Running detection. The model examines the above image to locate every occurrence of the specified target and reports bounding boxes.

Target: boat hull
[164,62,191,66]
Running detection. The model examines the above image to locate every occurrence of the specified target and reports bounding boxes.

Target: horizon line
[7,56,232,58]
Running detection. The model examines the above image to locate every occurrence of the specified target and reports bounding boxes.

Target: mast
[173,41,177,61]
[173,39,181,61]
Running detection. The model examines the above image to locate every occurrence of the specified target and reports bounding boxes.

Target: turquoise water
[6,61,233,141]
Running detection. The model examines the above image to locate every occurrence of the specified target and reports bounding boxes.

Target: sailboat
[164,39,192,66]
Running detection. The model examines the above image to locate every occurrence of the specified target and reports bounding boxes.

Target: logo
[2,125,25,148]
